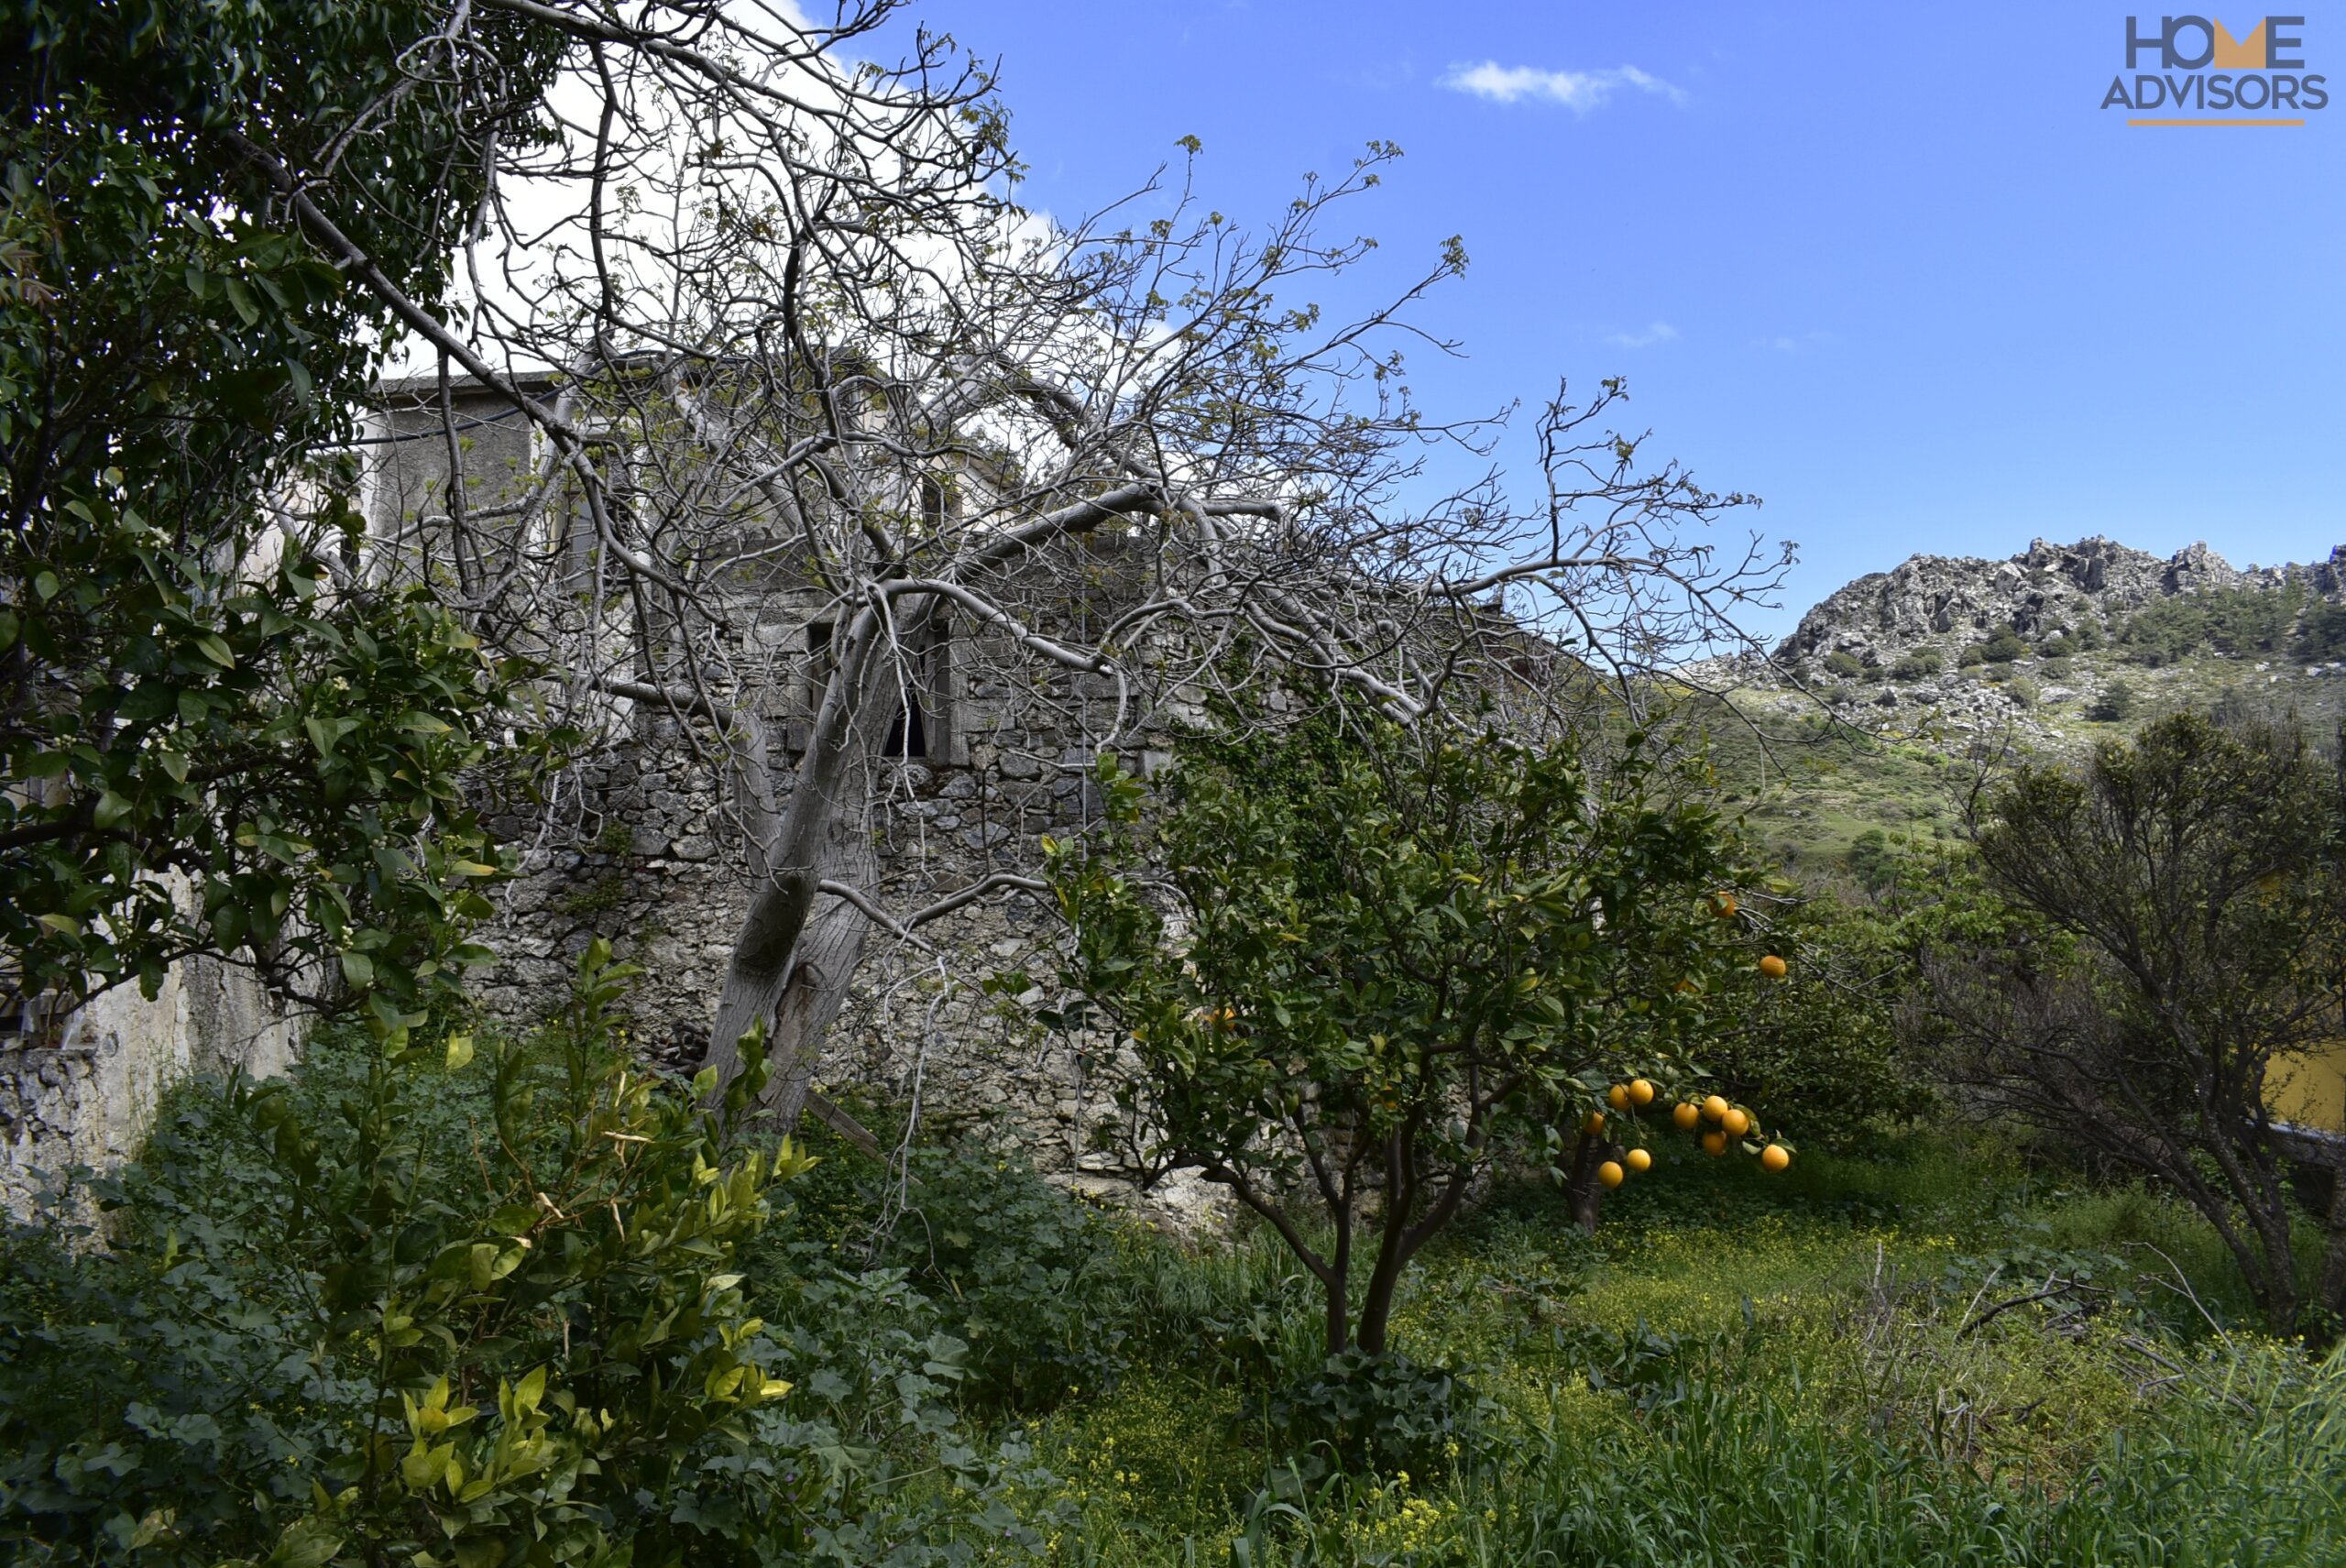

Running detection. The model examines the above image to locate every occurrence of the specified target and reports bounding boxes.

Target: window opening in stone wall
[0,971,71,1049]
[883,689,927,761]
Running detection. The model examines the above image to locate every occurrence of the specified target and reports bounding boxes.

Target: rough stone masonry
[365,370,1214,1213]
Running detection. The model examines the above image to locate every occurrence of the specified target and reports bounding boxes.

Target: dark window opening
[884,693,927,760]
[919,475,947,532]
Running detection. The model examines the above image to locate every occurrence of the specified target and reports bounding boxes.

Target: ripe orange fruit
[1759,955,1789,980]
[1597,1159,1626,1189]
[1608,1083,1630,1112]
[1628,1078,1656,1107]
[1721,1107,1750,1137]
[1625,1147,1653,1174]
[1672,1102,1702,1131]
[1761,1144,1792,1173]
[1710,891,1738,919]
[1583,1111,1606,1135]
[1702,1094,1730,1123]
[1703,1130,1728,1157]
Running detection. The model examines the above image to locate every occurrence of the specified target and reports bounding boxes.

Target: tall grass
[1435,1350,2346,1567]
[1018,1134,2346,1567]
[1041,1346,2346,1567]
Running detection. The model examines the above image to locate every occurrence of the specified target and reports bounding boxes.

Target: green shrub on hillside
[1982,631,2028,663]
[1891,650,1941,682]
[2297,598,2346,661]
[2121,583,2304,665]
[1824,651,1865,679]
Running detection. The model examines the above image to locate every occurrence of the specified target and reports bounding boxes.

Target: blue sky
[902,1,2344,639]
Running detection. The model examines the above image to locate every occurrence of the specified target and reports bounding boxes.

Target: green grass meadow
[8,1040,2341,1567]
[934,1134,2346,1566]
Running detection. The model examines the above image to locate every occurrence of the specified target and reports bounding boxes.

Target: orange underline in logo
[2127,117,2306,126]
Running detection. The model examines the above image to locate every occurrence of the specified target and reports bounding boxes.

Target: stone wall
[471,697,1170,1190]
[1,955,302,1222]
[366,372,1214,1211]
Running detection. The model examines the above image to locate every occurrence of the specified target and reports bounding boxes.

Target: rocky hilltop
[1716,535,2346,872]
[1777,536,2346,669]
[1733,535,2346,748]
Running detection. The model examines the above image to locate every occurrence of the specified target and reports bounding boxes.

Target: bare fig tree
[250,0,1787,1121]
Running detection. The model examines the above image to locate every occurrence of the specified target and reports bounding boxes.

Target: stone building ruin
[363,369,1193,1199]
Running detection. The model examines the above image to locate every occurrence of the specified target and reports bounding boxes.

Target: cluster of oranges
[1583,1078,1793,1192]
[1578,907,1792,1193]
[1671,1092,1792,1171]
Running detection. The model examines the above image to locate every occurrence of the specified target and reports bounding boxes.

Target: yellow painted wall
[2268,1044,2346,1133]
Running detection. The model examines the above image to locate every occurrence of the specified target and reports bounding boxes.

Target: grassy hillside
[1694,645,2346,880]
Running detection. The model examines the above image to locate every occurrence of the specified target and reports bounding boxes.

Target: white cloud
[1606,322,1680,349]
[1437,61,1685,113]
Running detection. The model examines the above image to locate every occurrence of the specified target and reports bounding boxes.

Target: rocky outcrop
[1774,536,2328,668]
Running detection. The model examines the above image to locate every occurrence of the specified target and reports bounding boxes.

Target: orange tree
[1043,707,1767,1357]
[2,0,565,1030]
[1686,885,1935,1155]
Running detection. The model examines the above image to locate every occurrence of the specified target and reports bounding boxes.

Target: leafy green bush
[2035,634,2075,659]
[1823,651,1866,679]
[2121,585,2303,665]
[1694,889,1932,1149]
[1981,631,2028,663]
[1,945,814,1567]
[0,948,1064,1567]
[1890,651,1941,682]
[1957,642,1988,667]
[762,1097,1144,1417]
[878,1144,1132,1413]
[1845,828,1899,892]
[1243,1351,1494,1484]
[2088,679,2136,721]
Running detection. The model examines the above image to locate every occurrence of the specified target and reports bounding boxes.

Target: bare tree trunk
[701,606,900,1125]
[1354,1132,1418,1355]
[1565,1129,1609,1234]
[751,820,876,1126]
